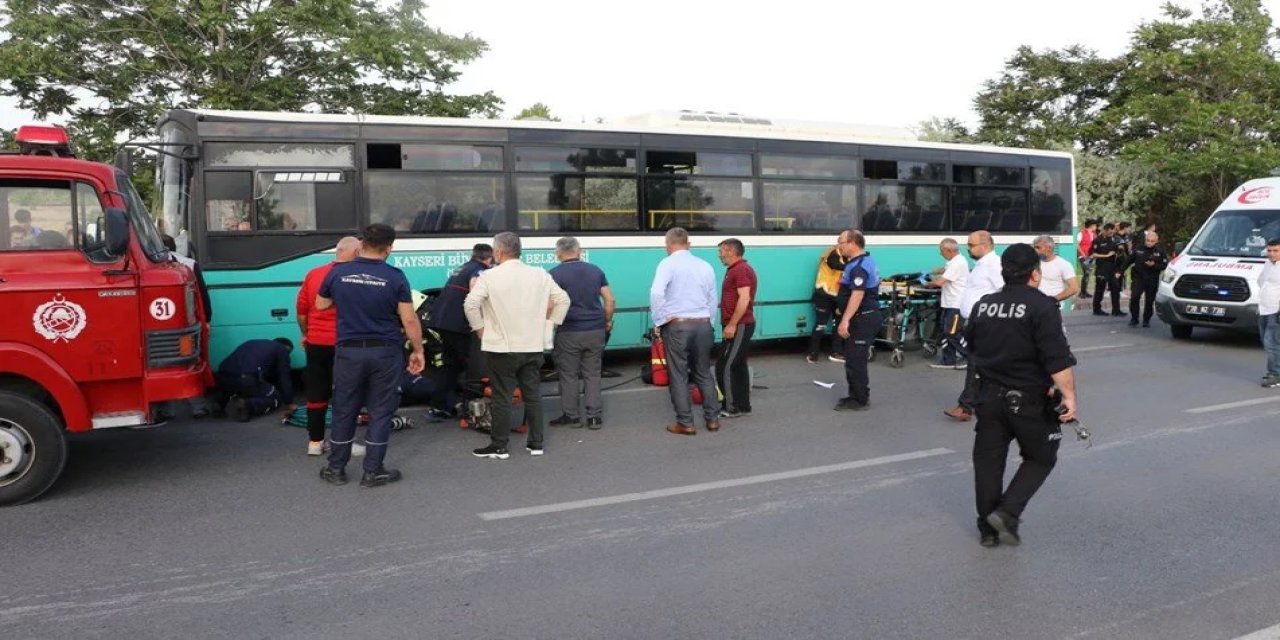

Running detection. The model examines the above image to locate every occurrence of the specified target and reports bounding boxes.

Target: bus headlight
[1161,268,1177,284]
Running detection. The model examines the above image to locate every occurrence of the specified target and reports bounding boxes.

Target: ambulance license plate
[1185,304,1226,317]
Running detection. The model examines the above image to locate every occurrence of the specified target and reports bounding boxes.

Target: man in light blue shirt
[649,227,721,434]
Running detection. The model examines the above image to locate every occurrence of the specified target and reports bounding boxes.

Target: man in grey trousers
[649,227,721,435]
[548,236,616,429]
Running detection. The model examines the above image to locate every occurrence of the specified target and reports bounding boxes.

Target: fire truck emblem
[33,293,88,343]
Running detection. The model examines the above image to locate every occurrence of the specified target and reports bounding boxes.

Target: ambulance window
[0,178,77,252]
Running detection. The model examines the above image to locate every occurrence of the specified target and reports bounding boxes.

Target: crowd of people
[201,222,1105,546]
[1075,219,1167,326]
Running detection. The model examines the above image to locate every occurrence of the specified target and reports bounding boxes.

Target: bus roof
[174,108,1073,160]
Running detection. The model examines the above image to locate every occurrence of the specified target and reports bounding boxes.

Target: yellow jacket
[814,246,848,297]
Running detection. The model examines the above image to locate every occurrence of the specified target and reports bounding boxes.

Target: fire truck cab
[0,125,207,506]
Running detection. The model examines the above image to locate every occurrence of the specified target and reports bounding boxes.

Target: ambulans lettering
[1238,187,1273,205]
[33,293,87,342]
[976,302,1027,319]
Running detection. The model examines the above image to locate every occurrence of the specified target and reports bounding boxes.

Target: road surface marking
[1185,396,1280,414]
[1234,623,1280,640]
[1073,343,1134,353]
[478,447,953,520]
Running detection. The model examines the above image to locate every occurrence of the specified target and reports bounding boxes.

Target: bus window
[517,176,638,232]
[515,147,637,173]
[761,181,857,233]
[953,187,1028,232]
[861,184,947,231]
[366,143,503,171]
[864,159,947,182]
[205,171,253,231]
[205,142,354,168]
[954,165,1027,187]
[1031,166,1071,233]
[367,173,507,233]
[646,178,753,232]
[645,150,751,176]
[760,154,857,179]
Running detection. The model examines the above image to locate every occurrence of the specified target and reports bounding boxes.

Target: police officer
[315,224,425,488]
[965,243,1078,547]
[1128,231,1168,327]
[835,230,882,411]
[216,337,295,421]
[1091,223,1124,316]
[427,243,493,420]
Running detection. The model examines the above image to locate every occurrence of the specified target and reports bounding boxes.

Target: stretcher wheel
[867,348,877,362]
[890,350,905,368]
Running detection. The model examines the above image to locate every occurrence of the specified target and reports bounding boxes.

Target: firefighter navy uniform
[964,243,1077,547]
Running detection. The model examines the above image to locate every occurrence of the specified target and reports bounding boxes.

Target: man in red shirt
[716,238,758,419]
[296,236,360,455]
[1077,219,1098,299]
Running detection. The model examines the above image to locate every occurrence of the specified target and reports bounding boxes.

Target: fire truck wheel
[0,391,68,507]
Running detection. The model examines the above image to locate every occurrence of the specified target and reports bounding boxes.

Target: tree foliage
[971,0,1280,242]
[0,0,501,175]
[514,102,559,121]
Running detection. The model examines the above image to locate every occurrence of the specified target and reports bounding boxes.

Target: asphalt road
[5,305,1280,639]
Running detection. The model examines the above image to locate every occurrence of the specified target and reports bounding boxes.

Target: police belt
[977,376,1049,399]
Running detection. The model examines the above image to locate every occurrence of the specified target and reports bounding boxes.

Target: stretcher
[870,273,944,368]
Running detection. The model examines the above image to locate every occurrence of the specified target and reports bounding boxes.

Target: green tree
[971,0,1280,242]
[514,102,560,121]
[0,0,502,207]
[913,117,972,143]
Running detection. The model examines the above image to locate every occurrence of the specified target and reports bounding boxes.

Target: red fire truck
[0,125,208,506]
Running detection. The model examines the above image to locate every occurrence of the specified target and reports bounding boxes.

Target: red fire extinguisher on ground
[643,329,669,386]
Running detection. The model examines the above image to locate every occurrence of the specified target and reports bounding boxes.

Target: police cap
[1001,243,1040,285]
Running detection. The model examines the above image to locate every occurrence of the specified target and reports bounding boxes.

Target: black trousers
[438,329,473,405]
[1093,262,1122,312]
[842,310,882,405]
[716,323,754,413]
[214,372,279,416]
[328,344,402,473]
[808,293,845,356]
[485,352,544,449]
[1130,272,1159,323]
[303,344,336,442]
[973,387,1061,523]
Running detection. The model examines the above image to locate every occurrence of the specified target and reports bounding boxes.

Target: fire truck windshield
[115,169,168,262]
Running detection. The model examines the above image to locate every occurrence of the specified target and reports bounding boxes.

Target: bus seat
[477,204,500,232]
[438,203,457,231]
[411,203,441,233]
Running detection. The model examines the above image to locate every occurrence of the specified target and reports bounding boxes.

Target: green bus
[151,109,1075,368]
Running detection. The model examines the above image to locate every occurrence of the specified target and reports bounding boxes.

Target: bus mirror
[1173,241,1186,256]
[104,207,130,257]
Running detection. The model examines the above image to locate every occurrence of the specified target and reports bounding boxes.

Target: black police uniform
[215,339,292,418]
[965,274,1076,541]
[1129,244,1168,326]
[1091,234,1124,314]
[837,254,882,407]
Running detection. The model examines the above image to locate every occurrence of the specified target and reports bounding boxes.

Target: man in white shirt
[1258,239,1280,388]
[925,238,969,368]
[650,227,721,435]
[945,230,1002,421]
[464,232,570,459]
[1033,235,1080,304]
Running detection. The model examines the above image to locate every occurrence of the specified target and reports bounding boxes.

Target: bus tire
[0,390,68,507]
[1169,324,1193,340]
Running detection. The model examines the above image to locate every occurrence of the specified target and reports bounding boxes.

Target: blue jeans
[1260,313,1280,377]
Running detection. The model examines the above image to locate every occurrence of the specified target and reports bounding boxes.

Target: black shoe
[834,397,868,411]
[1142,321,1151,328]
[980,533,999,548]
[360,467,402,487]
[719,409,747,419]
[549,414,581,428]
[1111,311,1126,317]
[472,444,510,460]
[1128,319,1138,327]
[1092,310,1107,316]
[319,467,347,486]
[586,417,603,430]
[985,510,1021,546]
[227,396,251,422]
[526,444,544,456]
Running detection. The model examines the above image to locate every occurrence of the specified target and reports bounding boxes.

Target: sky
[3,0,1280,130]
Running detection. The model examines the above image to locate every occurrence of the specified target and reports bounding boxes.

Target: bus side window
[205,171,253,232]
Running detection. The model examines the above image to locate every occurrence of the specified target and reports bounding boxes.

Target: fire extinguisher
[642,329,669,386]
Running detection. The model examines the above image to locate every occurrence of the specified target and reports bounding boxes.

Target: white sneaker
[352,442,367,458]
[307,441,324,456]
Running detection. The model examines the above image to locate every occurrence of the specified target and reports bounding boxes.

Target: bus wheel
[1169,324,1193,340]
[0,391,68,507]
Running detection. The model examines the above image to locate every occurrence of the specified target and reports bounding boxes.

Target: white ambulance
[1155,177,1280,339]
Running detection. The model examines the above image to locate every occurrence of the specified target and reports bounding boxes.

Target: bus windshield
[1186,209,1280,258]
